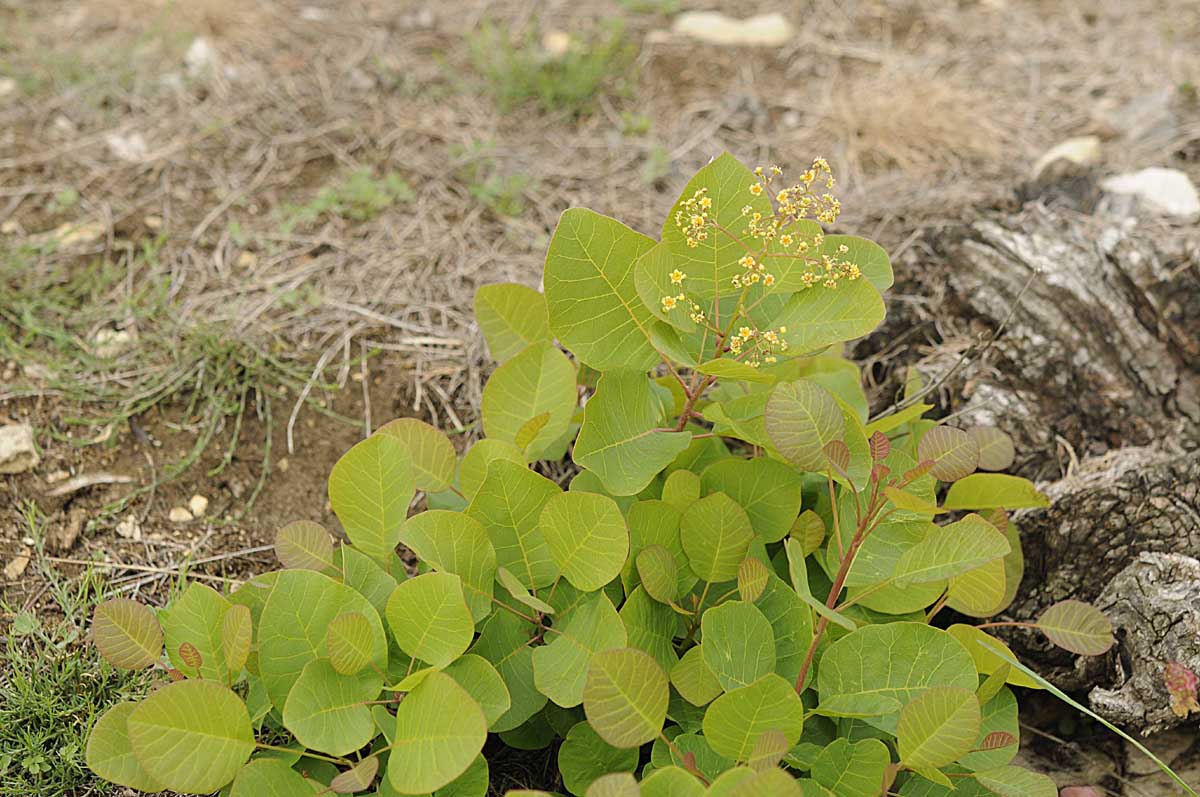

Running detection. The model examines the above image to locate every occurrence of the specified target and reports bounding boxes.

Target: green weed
[466,20,637,116]
[450,140,534,217]
[279,169,414,232]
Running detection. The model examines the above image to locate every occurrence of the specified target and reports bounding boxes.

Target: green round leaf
[444,654,512,728]
[765,277,885,356]
[329,433,414,565]
[386,572,474,668]
[222,603,252,675]
[945,624,1040,690]
[961,687,1020,772]
[966,426,1015,471]
[897,686,982,769]
[230,759,323,796]
[586,772,639,797]
[818,234,893,292]
[942,474,1049,510]
[640,765,706,797]
[583,647,670,748]
[946,558,1008,617]
[481,342,577,460]
[790,511,826,555]
[376,417,457,493]
[661,470,701,512]
[637,545,679,605]
[702,673,804,761]
[917,426,980,482]
[160,582,233,682]
[701,601,776,692]
[545,207,660,372]
[399,510,497,622]
[471,609,546,732]
[474,282,551,363]
[436,753,489,797]
[574,371,693,497]
[91,598,162,670]
[619,586,682,672]
[811,738,889,797]
[459,438,524,500]
[127,680,254,793]
[680,492,754,583]
[466,457,561,589]
[765,380,845,471]
[893,514,1011,585]
[326,612,375,675]
[539,491,629,591]
[973,765,1058,797]
[1037,600,1115,656]
[701,457,803,544]
[671,645,723,707]
[86,703,164,792]
[275,520,335,571]
[738,557,770,602]
[558,721,638,795]
[388,670,487,794]
[748,728,789,772]
[533,593,627,708]
[816,623,977,733]
[282,659,381,755]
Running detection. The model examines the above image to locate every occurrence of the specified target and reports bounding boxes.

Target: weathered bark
[882,183,1200,733]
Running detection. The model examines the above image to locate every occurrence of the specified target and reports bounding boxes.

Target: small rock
[542,30,572,57]
[667,11,795,47]
[185,37,218,77]
[4,547,31,581]
[144,215,163,231]
[168,506,194,523]
[0,219,18,235]
[48,508,85,553]
[235,251,258,269]
[1101,167,1200,218]
[45,469,70,484]
[116,515,142,541]
[93,327,136,359]
[106,131,148,163]
[277,457,289,473]
[188,494,209,518]
[0,76,17,98]
[1032,135,1101,178]
[0,423,39,475]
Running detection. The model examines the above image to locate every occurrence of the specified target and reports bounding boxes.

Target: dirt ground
[1,0,1198,794]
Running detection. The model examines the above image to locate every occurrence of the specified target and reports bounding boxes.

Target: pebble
[116,515,142,541]
[188,494,209,518]
[168,506,194,523]
[4,547,31,581]
[663,12,795,47]
[1102,167,1200,218]
[0,423,39,474]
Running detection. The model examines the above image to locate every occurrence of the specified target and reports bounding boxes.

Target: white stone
[542,31,572,57]
[168,506,194,523]
[185,37,218,77]
[0,77,17,98]
[669,12,795,47]
[188,494,209,518]
[0,424,39,474]
[116,515,142,541]
[1102,168,1200,218]
[1032,135,1101,177]
[106,132,148,163]
[93,328,136,359]
[4,547,31,580]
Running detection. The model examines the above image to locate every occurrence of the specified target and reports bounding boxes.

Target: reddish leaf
[978,731,1017,751]
[987,508,1009,535]
[1165,662,1200,719]
[167,667,186,682]
[823,439,851,474]
[869,430,891,462]
[178,642,202,670]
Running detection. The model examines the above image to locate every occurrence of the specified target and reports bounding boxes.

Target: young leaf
[126,680,254,793]
[85,703,164,792]
[680,492,754,583]
[386,571,474,667]
[737,557,770,602]
[946,558,1008,618]
[583,647,670,748]
[637,545,679,605]
[178,642,202,670]
[869,430,891,461]
[328,433,414,566]
[495,566,556,615]
[1036,600,1115,656]
[388,671,487,794]
[539,491,629,591]
[91,598,162,670]
[532,593,627,708]
[574,371,693,496]
[917,425,980,482]
[274,520,334,571]
[702,601,777,692]
[375,417,457,493]
[282,659,381,755]
[467,458,561,590]
[942,473,1050,510]
[822,439,851,475]
[702,673,805,761]
[329,756,380,794]
[326,612,375,675]
[966,426,1016,471]
[765,380,845,471]
[671,646,723,707]
[474,282,551,363]
[544,207,660,372]
[897,686,982,769]
[398,510,497,623]
[480,342,577,461]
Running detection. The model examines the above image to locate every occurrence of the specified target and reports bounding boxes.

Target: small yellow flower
[763,330,779,344]
[765,356,777,363]
[738,255,756,269]
[838,244,849,254]
[731,275,741,287]
[669,269,686,285]
[763,273,776,287]
[690,215,704,228]
[770,165,782,175]
[777,190,789,202]
[699,196,712,209]
[739,326,754,339]
[779,326,787,333]
[661,295,678,311]
[824,278,837,289]
[801,272,816,286]
[754,166,764,176]
[779,234,794,247]
[747,273,760,284]
[749,183,763,196]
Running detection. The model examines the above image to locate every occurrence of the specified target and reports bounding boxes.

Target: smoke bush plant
[84,153,1183,797]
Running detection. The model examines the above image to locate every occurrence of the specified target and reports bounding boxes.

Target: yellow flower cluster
[728,323,789,366]
[672,187,713,248]
[748,158,842,227]
[659,271,707,324]
[797,244,860,290]
[730,253,775,289]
